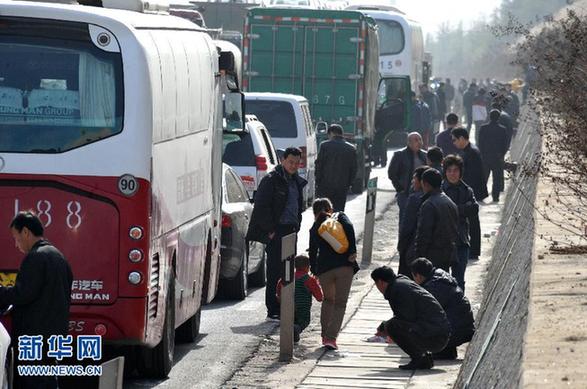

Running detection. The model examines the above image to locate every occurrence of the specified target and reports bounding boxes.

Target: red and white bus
[0,0,242,377]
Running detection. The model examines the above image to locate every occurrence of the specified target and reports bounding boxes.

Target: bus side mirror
[315,121,328,135]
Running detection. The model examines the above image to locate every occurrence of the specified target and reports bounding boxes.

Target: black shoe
[399,354,434,370]
[267,313,280,322]
[492,196,499,203]
[433,347,458,360]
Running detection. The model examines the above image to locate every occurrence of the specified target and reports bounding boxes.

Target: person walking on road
[441,155,479,291]
[246,147,307,320]
[462,83,477,132]
[451,127,487,260]
[445,78,456,112]
[419,84,441,146]
[309,198,358,351]
[410,258,475,360]
[478,110,509,203]
[472,88,488,144]
[388,132,426,225]
[397,166,429,277]
[1,212,73,389]
[413,169,459,271]
[315,124,357,211]
[371,266,450,370]
[436,113,460,156]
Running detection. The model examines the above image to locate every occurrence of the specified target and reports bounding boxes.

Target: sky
[394,0,503,37]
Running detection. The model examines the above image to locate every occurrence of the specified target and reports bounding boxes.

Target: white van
[223,115,279,197]
[245,93,317,205]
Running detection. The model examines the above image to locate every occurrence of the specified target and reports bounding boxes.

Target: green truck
[243,8,382,193]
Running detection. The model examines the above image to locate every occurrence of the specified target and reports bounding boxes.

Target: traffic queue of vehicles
[0,0,427,379]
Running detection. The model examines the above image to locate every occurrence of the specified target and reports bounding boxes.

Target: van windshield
[245,100,297,139]
[0,17,123,153]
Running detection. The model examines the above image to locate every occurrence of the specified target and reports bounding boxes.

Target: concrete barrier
[455,112,542,389]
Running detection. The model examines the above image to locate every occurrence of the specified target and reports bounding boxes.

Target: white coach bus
[0,0,243,377]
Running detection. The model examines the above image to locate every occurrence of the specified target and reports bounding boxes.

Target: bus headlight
[128,272,142,285]
[129,249,143,263]
[129,226,143,240]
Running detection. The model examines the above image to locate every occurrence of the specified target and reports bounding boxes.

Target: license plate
[0,272,16,287]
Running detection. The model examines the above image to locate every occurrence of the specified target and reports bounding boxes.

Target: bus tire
[176,309,201,343]
[224,250,248,300]
[139,278,175,378]
[249,250,266,287]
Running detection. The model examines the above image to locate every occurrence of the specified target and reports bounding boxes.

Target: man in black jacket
[1,212,73,389]
[442,155,479,291]
[247,147,307,319]
[397,166,428,277]
[414,169,458,271]
[371,266,450,370]
[478,109,508,203]
[410,258,475,360]
[451,127,487,260]
[315,124,357,211]
[388,132,426,225]
[462,83,477,131]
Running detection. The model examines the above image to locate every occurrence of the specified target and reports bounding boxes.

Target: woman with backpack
[309,198,358,350]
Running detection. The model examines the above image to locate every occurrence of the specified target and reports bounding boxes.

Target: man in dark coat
[479,110,509,203]
[371,266,450,370]
[442,155,479,291]
[247,147,307,319]
[490,102,514,150]
[436,113,460,156]
[413,169,458,271]
[451,127,486,260]
[419,84,441,145]
[315,124,357,211]
[388,132,426,226]
[410,258,475,360]
[397,166,429,277]
[462,83,477,131]
[1,212,73,389]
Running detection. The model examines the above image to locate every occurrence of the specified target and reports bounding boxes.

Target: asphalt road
[125,153,398,389]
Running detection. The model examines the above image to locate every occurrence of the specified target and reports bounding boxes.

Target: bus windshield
[0,18,123,153]
[376,19,404,55]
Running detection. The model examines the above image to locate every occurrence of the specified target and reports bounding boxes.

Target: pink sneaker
[323,338,338,350]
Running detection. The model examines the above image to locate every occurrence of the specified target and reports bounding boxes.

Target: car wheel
[249,249,266,287]
[224,250,248,300]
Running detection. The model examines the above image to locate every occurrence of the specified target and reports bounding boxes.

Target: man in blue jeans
[441,155,479,291]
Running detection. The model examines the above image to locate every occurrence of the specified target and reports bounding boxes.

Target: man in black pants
[247,147,307,320]
[315,124,357,212]
[371,266,450,370]
[410,258,475,360]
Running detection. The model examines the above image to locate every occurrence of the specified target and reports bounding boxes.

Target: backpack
[318,212,349,254]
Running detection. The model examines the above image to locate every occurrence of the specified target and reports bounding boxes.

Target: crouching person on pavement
[410,258,475,360]
[309,198,358,351]
[276,255,323,343]
[371,266,450,370]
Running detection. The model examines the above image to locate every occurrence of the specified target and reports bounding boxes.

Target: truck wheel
[351,177,363,194]
[224,250,248,300]
[176,309,201,343]
[249,250,266,287]
[138,278,175,378]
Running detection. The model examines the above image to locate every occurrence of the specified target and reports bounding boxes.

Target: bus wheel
[176,309,201,343]
[139,278,175,378]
